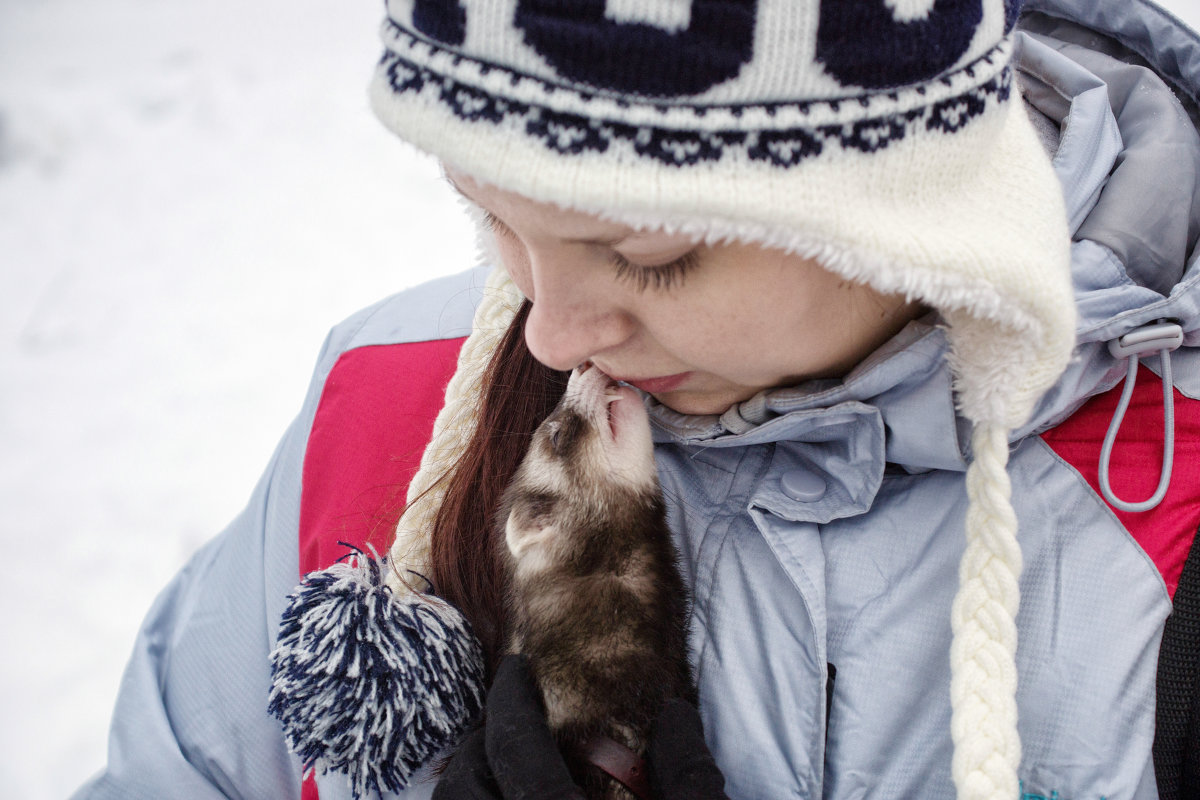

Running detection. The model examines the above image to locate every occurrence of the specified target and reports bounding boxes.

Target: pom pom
[268,552,485,799]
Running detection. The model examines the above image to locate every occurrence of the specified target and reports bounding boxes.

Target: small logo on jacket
[1020,785,1107,800]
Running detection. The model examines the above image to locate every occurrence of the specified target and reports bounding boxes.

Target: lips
[568,363,653,446]
[617,372,692,394]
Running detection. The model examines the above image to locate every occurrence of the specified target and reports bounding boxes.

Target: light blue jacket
[73,1,1200,798]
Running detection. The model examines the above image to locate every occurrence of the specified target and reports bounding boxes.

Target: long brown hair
[426,299,568,675]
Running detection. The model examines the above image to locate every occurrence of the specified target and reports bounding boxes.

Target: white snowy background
[3,0,1199,797]
[1,0,475,796]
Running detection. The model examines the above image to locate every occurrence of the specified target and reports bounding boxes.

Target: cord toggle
[1099,321,1183,513]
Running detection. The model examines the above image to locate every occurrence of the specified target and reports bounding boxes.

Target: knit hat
[275,2,1076,799]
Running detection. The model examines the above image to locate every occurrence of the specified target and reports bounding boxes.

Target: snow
[1164,0,1200,34]
[0,0,473,796]
[3,0,1200,798]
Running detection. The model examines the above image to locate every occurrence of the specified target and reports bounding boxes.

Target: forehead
[449,169,625,236]
[445,168,697,251]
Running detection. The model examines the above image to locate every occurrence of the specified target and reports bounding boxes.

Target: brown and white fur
[498,363,695,800]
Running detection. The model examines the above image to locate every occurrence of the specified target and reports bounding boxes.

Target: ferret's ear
[518,494,557,530]
[505,509,558,559]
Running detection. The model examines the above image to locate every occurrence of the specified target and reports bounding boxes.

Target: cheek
[651,301,794,382]
[652,300,747,358]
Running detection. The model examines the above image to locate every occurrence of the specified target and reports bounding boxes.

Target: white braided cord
[950,422,1022,800]
[386,266,522,595]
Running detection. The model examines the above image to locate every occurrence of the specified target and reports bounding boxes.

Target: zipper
[825,662,837,749]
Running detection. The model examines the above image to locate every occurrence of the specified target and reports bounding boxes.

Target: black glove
[434,654,729,800]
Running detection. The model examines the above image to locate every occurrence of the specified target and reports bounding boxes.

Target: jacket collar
[648,312,968,476]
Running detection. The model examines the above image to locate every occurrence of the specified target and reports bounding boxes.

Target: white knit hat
[369,2,1075,799]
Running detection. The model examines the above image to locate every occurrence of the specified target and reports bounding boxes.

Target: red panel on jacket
[1042,364,1200,598]
[299,338,467,576]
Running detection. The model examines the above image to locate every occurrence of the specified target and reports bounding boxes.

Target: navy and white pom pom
[268,553,485,799]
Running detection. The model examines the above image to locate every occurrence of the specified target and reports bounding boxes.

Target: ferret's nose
[576,361,594,375]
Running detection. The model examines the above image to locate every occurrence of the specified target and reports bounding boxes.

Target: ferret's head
[527,362,657,497]
[502,363,659,559]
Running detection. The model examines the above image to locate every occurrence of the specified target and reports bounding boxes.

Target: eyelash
[610,250,700,292]
[481,210,699,292]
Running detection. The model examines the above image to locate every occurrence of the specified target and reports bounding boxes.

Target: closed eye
[481,209,509,235]
[482,206,699,291]
[611,249,701,292]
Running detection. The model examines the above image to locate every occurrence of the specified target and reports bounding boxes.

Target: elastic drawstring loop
[1099,321,1184,513]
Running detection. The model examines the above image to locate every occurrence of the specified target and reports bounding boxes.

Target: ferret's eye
[543,412,582,456]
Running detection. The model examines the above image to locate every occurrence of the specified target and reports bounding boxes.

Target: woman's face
[447,169,922,415]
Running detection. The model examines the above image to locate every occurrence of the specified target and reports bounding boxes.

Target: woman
[74,1,1200,799]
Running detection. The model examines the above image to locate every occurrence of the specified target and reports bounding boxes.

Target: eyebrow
[443,173,471,200]
[445,175,630,247]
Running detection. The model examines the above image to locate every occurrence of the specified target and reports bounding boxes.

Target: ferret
[498,363,695,800]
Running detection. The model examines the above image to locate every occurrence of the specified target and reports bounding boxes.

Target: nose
[521,257,634,372]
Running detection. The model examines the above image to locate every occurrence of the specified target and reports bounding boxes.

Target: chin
[653,388,747,416]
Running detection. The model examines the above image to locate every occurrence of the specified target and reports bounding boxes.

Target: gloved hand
[433,654,729,800]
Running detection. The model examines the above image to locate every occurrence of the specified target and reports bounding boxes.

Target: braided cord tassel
[387,266,522,594]
[950,422,1022,800]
